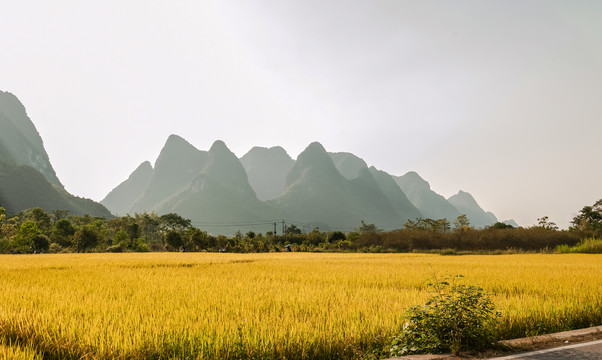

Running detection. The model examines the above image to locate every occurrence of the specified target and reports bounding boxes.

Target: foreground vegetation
[0,253,600,359]
[1,198,601,254]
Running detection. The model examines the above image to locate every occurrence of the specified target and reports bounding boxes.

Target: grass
[556,237,602,253]
[0,342,42,360]
[0,253,600,359]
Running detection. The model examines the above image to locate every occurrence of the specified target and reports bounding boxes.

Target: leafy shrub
[48,243,65,253]
[132,238,149,252]
[390,275,499,356]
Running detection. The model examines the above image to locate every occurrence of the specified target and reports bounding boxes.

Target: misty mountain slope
[394,171,461,220]
[155,140,275,232]
[101,161,153,216]
[0,92,111,217]
[240,146,294,200]
[129,135,208,213]
[273,142,349,230]
[347,168,406,227]
[447,190,498,228]
[0,157,110,216]
[102,137,503,233]
[329,152,368,180]
[368,167,422,222]
[0,91,63,188]
[274,142,404,231]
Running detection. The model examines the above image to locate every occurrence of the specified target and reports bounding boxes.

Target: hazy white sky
[2,1,601,228]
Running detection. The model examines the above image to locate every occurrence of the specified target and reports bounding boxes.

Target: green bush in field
[390,275,499,356]
[556,237,602,253]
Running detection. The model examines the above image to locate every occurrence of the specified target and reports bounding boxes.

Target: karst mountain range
[0,90,517,234]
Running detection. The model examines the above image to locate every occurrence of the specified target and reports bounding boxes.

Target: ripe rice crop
[0,253,600,359]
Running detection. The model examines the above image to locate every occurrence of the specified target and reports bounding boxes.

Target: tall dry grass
[0,253,600,359]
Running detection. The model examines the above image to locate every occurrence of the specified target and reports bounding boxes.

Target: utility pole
[273,222,277,235]
[282,220,286,235]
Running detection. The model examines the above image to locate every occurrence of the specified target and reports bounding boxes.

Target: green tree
[327,231,346,242]
[355,221,382,234]
[73,225,100,253]
[286,225,302,235]
[453,215,471,231]
[536,216,558,231]
[32,234,50,252]
[438,219,451,233]
[165,230,184,251]
[113,229,130,247]
[51,209,70,224]
[135,212,161,244]
[488,222,514,229]
[160,213,191,232]
[11,221,41,253]
[571,199,602,236]
[187,227,209,251]
[0,207,6,239]
[24,207,52,232]
[51,219,76,247]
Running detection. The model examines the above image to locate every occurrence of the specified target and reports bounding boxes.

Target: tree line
[0,198,600,254]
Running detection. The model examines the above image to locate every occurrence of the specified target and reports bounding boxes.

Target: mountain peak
[134,160,153,173]
[449,190,475,202]
[397,171,431,190]
[156,135,200,166]
[165,134,189,145]
[304,141,327,154]
[208,139,231,154]
[285,142,342,188]
[101,160,154,215]
[448,191,496,228]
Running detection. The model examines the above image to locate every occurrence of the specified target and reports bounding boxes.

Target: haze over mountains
[0,91,111,217]
[102,134,510,234]
[0,90,513,233]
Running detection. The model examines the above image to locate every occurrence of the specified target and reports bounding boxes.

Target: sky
[2,0,601,228]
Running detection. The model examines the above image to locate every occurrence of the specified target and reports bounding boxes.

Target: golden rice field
[0,253,600,359]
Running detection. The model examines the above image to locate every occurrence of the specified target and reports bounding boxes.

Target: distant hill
[101,161,153,216]
[368,167,422,222]
[0,91,111,217]
[394,171,462,221]
[156,140,275,233]
[503,219,520,228]
[447,190,498,228]
[103,138,503,234]
[103,138,275,234]
[272,142,408,231]
[240,146,294,200]
[129,135,208,214]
